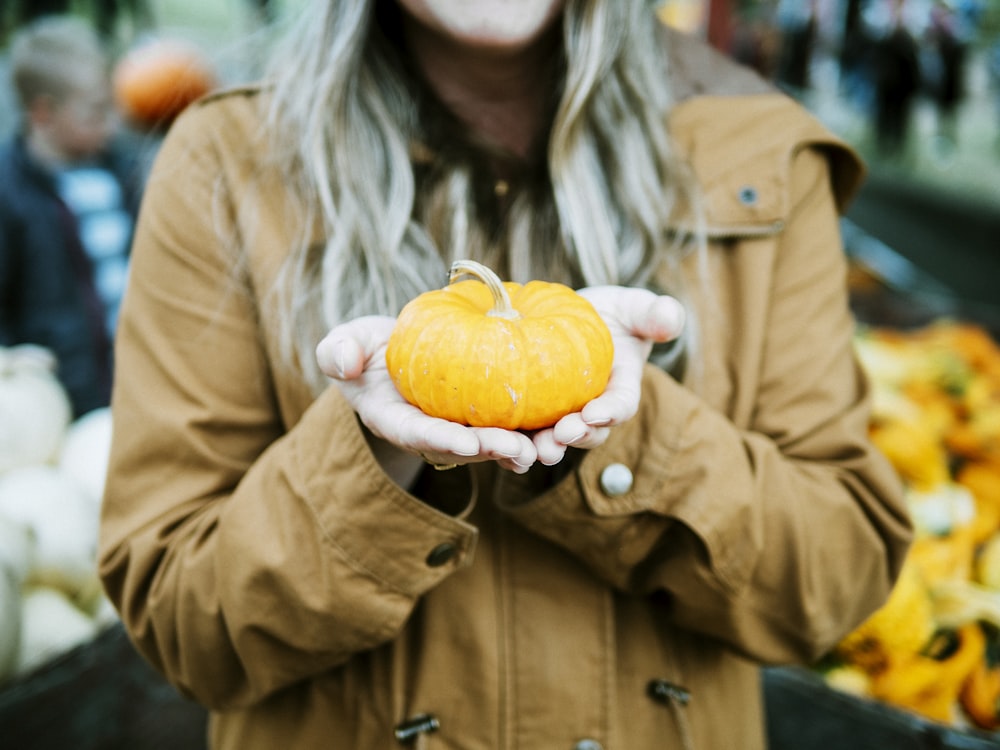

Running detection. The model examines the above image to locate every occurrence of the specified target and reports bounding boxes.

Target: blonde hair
[9,15,108,110]
[263,0,699,391]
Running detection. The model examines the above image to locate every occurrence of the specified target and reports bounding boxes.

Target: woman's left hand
[531,287,685,465]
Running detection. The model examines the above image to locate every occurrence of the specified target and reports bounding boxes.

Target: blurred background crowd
[0,0,998,392]
[706,0,1000,189]
[1,0,998,201]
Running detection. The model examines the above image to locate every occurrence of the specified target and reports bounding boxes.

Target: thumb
[624,292,686,343]
[316,315,396,379]
[316,335,365,380]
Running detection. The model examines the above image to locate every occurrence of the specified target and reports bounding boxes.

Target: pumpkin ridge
[552,315,613,406]
[501,319,530,429]
[531,317,588,425]
[417,313,469,422]
[455,319,489,426]
[446,279,496,313]
[397,311,446,414]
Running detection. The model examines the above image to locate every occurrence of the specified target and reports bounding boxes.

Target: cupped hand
[316,316,537,473]
[532,287,685,465]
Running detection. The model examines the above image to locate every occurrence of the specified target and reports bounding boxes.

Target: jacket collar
[404,90,863,243]
[668,92,865,239]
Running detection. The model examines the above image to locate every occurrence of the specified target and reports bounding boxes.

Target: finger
[406,413,482,458]
[533,428,567,466]
[553,413,613,449]
[497,457,533,475]
[580,390,636,427]
[316,316,396,379]
[624,293,686,343]
[579,365,644,426]
[316,336,364,380]
[368,404,481,458]
[552,412,590,444]
[578,287,685,343]
[564,425,610,451]
[473,427,537,467]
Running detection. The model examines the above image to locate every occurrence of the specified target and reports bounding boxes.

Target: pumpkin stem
[449,260,521,320]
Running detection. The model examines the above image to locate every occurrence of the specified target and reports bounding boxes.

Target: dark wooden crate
[6,627,1000,749]
[764,667,1000,750]
[0,623,208,750]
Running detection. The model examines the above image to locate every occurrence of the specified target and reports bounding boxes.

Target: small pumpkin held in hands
[385,260,614,431]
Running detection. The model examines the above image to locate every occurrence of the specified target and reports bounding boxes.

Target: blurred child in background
[0,15,141,418]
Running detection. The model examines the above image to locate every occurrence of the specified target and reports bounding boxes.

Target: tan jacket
[99,31,911,750]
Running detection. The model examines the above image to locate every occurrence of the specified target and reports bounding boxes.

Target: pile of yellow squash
[823,320,1000,731]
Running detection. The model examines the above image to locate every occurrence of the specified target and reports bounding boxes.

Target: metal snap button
[573,740,604,750]
[426,542,457,567]
[647,678,692,706]
[394,713,440,743]
[737,185,758,206]
[599,463,633,497]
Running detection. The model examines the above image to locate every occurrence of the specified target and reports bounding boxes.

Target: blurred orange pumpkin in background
[113,38,218,131]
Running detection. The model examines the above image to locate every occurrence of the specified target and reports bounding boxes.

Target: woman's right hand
[531,286,685,465]
[316,316,537,474]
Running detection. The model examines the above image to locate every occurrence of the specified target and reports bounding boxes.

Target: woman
[98,1,911,748]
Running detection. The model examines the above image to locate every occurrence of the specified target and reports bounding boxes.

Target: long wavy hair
[263,0,700,392]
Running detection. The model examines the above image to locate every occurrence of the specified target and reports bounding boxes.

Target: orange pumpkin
[385,260,614,431]
[113,39,217,129]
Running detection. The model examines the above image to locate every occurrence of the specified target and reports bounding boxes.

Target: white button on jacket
[599,463,633,497]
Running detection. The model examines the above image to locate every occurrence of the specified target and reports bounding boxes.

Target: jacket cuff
[292,386,479,598]
[494,365,678,589]
[497,365,758,594]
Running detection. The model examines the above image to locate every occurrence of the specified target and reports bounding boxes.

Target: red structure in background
[706,0,735,53]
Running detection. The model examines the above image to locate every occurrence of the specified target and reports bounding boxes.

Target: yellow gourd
[958,462,1000,545]
[835,557,937,674]
[869,419,950,492]
[870,624,985,725]
[976,532,1000,590]
[385,260,614,431]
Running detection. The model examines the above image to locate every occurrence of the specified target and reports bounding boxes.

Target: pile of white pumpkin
[0,344,119,686]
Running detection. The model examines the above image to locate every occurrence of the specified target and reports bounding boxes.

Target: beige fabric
[99,32,910,750]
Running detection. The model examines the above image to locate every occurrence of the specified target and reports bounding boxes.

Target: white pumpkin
[0,345,72,474]
[0,511,35,683]
[15,586,99,678]
[91,591,121,629]
[0,466,99,597]
[58,407,113,509]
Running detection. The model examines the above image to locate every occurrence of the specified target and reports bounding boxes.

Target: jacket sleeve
[97,101,478,710]
[497,145,912,666]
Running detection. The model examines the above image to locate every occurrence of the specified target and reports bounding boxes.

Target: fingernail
[564,431,587,445]
[318,339,347,378]
[316,339,341,378]
[333,340,349,379]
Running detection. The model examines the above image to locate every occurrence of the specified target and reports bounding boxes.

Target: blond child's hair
[9,15,108,111]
